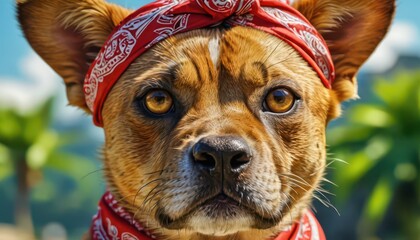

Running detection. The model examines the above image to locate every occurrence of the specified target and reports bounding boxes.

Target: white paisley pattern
[200,0,237,13]
[305,211,321,240]
[92,213,141,240]
[148,13,190,48]
[263,7,332,81]
[91,192,156,240]
[293,210,321,240]
[196,0,257,15]
[91,209,108,240]
[84,0,187,111]
[274,209,323,240]
[104,193,145,233]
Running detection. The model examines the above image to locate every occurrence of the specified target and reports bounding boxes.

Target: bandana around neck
[83,0,335,127]
[91,191,326,240]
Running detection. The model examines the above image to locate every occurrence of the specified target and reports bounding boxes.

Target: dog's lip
[200,193,240,208]
[208,193,236,203]
[157,193,238,229]
[157,192,284,230]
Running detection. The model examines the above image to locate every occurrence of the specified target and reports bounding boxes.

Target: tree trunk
[15,157,34,237]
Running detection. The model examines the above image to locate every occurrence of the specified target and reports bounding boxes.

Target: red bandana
[91,192,326,240]
[84,0,335,127]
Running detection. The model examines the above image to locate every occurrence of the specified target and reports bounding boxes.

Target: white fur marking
[208,37,220,67]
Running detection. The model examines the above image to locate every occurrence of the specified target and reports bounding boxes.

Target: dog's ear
[17,0,131,111]
[293,0,395,102]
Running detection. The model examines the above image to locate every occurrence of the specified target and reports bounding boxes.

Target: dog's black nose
[192,136,252,173]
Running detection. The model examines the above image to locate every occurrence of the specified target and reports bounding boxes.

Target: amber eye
[264,88,296,113]
[144,90,173,115]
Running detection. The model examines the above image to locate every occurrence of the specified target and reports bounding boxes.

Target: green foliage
[0,97,101,238]
[0,98,97,175]
[328,71,420,239]
[0,143,12,181]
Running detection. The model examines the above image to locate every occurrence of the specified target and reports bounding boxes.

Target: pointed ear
[293,0,395,102]
[17,0,131,111]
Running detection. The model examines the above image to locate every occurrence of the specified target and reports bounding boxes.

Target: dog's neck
[90,192,325,240]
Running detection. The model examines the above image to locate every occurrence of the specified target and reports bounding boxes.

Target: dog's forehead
[117,26,321,101]
[166,27,312,85]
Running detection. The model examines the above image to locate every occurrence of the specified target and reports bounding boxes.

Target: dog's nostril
[192,142,217,170]
[193,152,216,169]
[230,152,250,170]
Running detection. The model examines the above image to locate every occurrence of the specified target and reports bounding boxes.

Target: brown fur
[17,0,130,110]
[292,0,395,102]
[17,0,395,239]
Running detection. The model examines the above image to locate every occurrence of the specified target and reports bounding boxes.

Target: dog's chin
[157,194,283,236]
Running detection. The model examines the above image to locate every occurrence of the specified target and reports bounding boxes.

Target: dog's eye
[144,90,173,115]
[264,88,295,113]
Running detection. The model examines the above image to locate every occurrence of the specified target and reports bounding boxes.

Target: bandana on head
[91,191,326,240]
[84,0,335,127]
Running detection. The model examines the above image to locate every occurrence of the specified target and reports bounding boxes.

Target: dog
[17,0,395,239]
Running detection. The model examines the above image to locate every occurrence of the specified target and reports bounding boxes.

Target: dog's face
[103,28,332,236]
[18,0,394,239]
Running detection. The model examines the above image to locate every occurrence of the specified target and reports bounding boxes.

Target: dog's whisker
[149,199,162,216]
[262,41,282,65]
[266,59,287,70]
[313,189,333,207]
[142,188,164,209]
[288,181,306,192]
[321,177,338,187]
[324,159,337,167]
[286,173,312,186]
[281,192,293,225]
[312,185,340,216]
[316,187,335,198]
[326,157,349,165]
[141,184,161,206]
[312,194,340,216]
[310,205,318,213]
[80,168,105,180]
[309,157,332,176]
[290,180,312,192]
[114,194,137,203]
[282,171,340,216]
[283,188,297,202]
[133,178,163,206]
[280,175,311,190]
[265,50,295,69]
[312,195,329,208]
[144,169,166,176]
[314,186,335,201]
[132,206,143,225]
[279,173,312,187]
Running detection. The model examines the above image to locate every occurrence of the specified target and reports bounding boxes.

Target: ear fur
[17,0,131,110]
[293,0,395,102]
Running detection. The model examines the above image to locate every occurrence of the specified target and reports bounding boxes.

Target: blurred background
[0,0,419,239]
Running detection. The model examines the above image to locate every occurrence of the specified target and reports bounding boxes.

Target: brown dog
[17,0,394,239]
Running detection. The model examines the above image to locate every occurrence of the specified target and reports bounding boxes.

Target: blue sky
[0,0,419,122]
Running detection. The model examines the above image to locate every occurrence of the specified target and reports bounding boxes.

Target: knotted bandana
[84,0,335,127]
[91,191,326,240]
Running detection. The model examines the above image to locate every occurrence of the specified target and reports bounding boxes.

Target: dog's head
[18,0,394,238]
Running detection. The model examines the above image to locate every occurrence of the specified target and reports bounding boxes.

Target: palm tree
[327,71,420,239]
[0,98,97,239]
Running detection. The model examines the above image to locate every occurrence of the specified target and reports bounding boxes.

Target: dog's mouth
[199,193,241,216]
[157,192,285,230]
